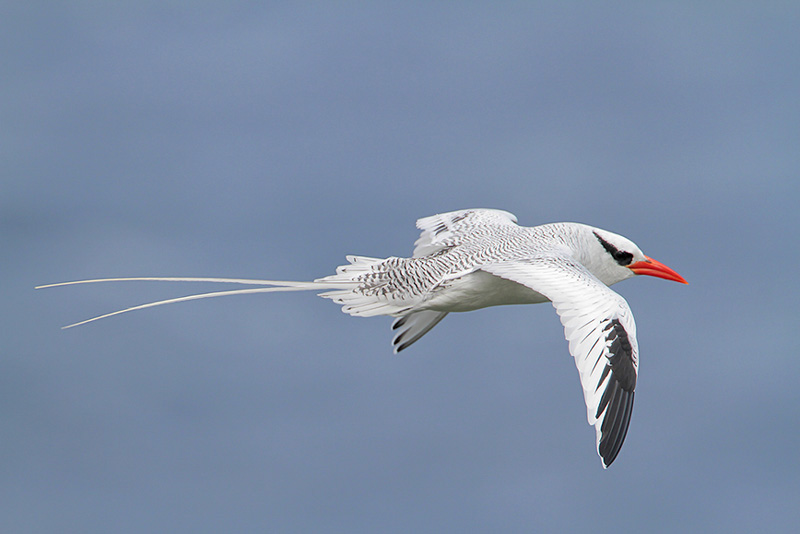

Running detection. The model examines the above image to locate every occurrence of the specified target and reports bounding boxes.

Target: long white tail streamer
[35,277,353,329]
[35,276,307,289]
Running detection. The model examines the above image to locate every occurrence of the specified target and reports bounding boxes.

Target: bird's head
[581,227,687,287]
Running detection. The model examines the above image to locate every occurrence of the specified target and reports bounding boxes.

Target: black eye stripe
[593,232,633,266]
[593,231,618,256]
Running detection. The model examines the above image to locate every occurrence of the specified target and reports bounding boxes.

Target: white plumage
[38,208,687,468]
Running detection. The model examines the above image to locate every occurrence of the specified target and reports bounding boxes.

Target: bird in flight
[39,208,686,467]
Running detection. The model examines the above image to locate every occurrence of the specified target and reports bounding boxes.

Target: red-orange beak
[628,255,688,284]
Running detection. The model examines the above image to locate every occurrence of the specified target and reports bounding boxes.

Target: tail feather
[36,255,415,328]
[56,285,317,329]
[316,256,412,318]
[36,276,356,328]
[35,276,323,289]
[37,257,444,352]
[316,255,384,280]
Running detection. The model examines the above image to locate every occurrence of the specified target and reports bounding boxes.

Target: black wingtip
[595,316,638,467]
[598,388,635,467]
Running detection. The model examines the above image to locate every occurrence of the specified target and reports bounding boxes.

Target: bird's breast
[420,269,549,312]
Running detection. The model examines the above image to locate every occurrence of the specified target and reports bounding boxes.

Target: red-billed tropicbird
[38,208,687,467]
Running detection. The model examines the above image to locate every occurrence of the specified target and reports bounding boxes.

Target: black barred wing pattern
[412,209,519,257]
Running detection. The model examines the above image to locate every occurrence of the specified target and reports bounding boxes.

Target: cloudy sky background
[4,3,799,532]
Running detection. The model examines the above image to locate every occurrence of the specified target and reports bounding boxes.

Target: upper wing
[413,208,519,257]
[481,256,639,468]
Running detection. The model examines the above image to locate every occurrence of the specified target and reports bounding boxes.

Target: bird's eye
[613,250,633,265]
[594,232,634,266]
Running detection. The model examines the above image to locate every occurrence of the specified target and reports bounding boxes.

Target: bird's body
[39,208,687,468]
[314,211,638,319]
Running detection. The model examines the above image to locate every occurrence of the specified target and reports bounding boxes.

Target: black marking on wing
[394,337,415,353]
[432,212,469,237]
[391,311,448,353]
[393,334,418,353]
[392,316,407,330]
[596,318,637,466]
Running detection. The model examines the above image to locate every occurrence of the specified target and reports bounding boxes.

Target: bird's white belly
[420,269,549,312]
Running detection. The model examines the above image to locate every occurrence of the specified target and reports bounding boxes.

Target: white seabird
[38,208,687,467]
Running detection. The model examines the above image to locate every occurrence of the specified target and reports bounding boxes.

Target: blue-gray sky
[4,3,799,532]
